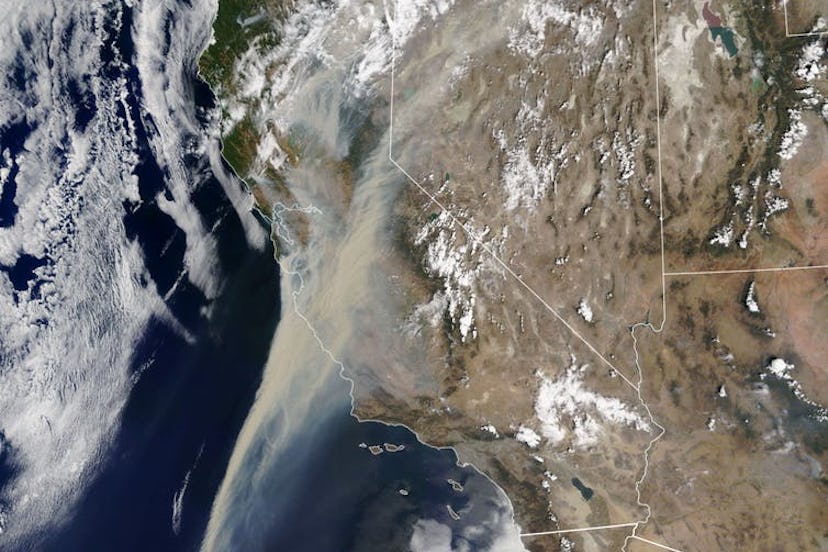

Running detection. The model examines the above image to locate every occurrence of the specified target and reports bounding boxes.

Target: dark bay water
[570,477,594,502]
[252,403,514,552]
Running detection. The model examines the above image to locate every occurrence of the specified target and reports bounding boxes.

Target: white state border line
[783,0,828,37]
[520,522,637,537]
[620,3,672,550]
[632,535,687,552]
[665,264,828,276]
[385,154,640,389]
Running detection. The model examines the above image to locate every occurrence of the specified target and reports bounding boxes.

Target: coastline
[195,2,531,549]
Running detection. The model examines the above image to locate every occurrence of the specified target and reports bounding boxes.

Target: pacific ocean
[36,3,282,550]
[0,2,522,551]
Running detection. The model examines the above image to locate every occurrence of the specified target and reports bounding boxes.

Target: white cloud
[577,298,594,323]
[515,425,541,448]
[778,109,808,161]
[795,41,825,82]
[508,0,604,58]
[745,281,760,313]
[409,510,527,552]
[534,360,650,448]
[0,0,228,543]
[410,519,460,552]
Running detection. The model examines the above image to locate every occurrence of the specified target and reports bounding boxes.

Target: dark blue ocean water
[250,404,512,552]
[0,120,27,229]
[25,4,282,551]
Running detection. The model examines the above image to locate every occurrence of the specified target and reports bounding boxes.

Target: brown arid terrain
[202,0,828,550]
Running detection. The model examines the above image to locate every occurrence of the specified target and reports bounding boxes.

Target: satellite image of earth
[0,0,826,551]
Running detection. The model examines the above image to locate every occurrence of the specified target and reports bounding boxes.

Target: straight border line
[226,1,824,550]
[632,535,687,552]
[384,1,824,551]
[520,522,637,537]
[784,0,828,37]
[665,264,828,277]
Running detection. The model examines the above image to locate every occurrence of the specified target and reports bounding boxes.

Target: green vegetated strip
[221,115,259,179]
[738,0,809,166]
[199,0,291,178]
[199,0,270,93]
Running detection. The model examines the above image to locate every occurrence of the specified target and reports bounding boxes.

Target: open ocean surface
[0,2,516,551]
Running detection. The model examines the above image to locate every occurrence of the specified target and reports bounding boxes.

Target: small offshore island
[200,1,828,551]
